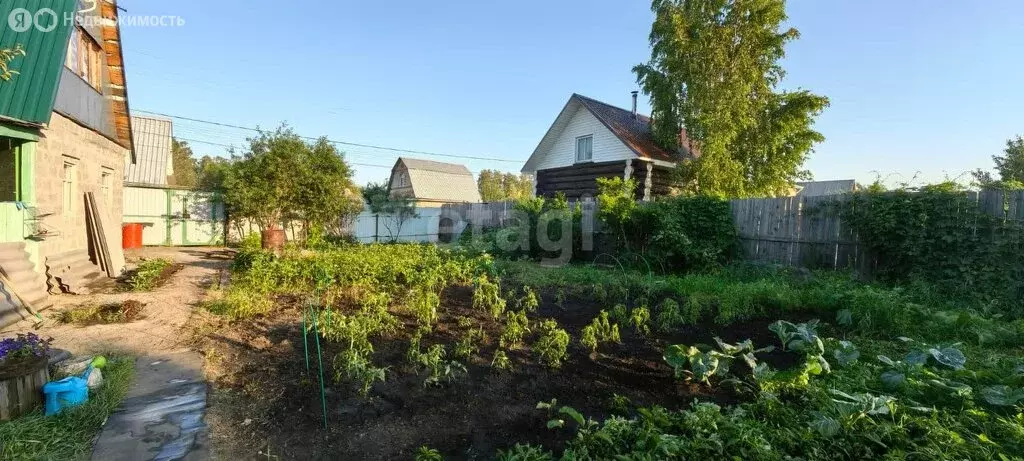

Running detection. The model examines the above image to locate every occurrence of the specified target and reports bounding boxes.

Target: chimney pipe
[631,91,639,119]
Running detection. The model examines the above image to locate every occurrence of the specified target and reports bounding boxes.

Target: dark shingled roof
[573,94,697,162]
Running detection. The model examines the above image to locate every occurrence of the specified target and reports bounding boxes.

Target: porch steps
[0,242,53,329]
[45,249,106,295]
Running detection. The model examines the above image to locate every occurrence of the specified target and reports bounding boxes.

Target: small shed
[388,158,481,207]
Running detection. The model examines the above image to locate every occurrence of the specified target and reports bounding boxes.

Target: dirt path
[1,247,232,355]
[1,247,232,461]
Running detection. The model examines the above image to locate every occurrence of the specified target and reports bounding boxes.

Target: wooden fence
[731,189,1024,272]
[439,189,1024,273]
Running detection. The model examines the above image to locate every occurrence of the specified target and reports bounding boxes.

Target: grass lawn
[0,357,135,461]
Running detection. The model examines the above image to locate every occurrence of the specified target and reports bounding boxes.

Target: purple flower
[0,333,53,364]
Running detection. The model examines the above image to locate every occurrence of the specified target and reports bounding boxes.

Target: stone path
[2,247,231,461]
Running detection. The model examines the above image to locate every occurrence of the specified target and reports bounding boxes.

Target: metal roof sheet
[125,115,172,185]
[393,157,481,203]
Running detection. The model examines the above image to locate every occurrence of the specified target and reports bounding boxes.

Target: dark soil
[198,287,813,460]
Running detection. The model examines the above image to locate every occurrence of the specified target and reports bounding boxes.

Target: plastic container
[42,367,92,416]
[122,223,144,249]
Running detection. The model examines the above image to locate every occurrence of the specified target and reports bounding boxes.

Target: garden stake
[302,305,310,374]
[312,303,329,430]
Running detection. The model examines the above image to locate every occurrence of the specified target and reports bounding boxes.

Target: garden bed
[199,285,816,460]
[197,244,1024,460]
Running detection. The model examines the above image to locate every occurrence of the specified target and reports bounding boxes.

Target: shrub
[628,196,738,272]
[534,319,570,368]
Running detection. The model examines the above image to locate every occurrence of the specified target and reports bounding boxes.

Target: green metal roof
[0,0,77,126]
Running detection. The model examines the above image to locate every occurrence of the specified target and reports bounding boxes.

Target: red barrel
[121,223,144,249]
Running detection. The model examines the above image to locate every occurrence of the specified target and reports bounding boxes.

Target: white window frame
[62,159,78,216]
[575,135,594,163]
[100,167,113,205]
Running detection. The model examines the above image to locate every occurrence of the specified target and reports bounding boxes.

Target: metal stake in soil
[302,305,310,374]
[311,301,329,430]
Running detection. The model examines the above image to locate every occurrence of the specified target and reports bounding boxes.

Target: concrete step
[0,258,36,274]
[45,250,92,270]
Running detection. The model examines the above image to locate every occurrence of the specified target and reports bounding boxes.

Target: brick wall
[33,112,126,273]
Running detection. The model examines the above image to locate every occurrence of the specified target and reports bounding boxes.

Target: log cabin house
[0,0,133,327]
[521,93,697,200]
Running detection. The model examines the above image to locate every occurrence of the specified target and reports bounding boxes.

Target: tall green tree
[196,155,231,190]
[993,136,1024,183]
[477,169,533,202]
[168,139,199,187]
[222,124,360,233]
[972,136,1024,190]
[633,0,829,197]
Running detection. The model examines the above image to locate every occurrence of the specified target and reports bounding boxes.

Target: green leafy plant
[630,306,651,336]
[536,399,594,432]
[333,349,387,397]
[411,344,467,387]
[517,286,540,312]
[128,258,174,291]
[664,338,772,385]
[473,275,507,319]
[769,319,831,378]
[491,349,511,371]
[608,304,629,325]
[980,385,1024,406]
[454,326,485,360]
[414,445,443,461]
[496,444,553,461]
[833,340,860,367]
[408,287,440,330]
[579,311,621,353]
[533,319,570,369]
[655,298,684,333]
[500,310,530,349]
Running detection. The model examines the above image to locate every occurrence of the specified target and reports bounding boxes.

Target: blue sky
[118,0,1024,187]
